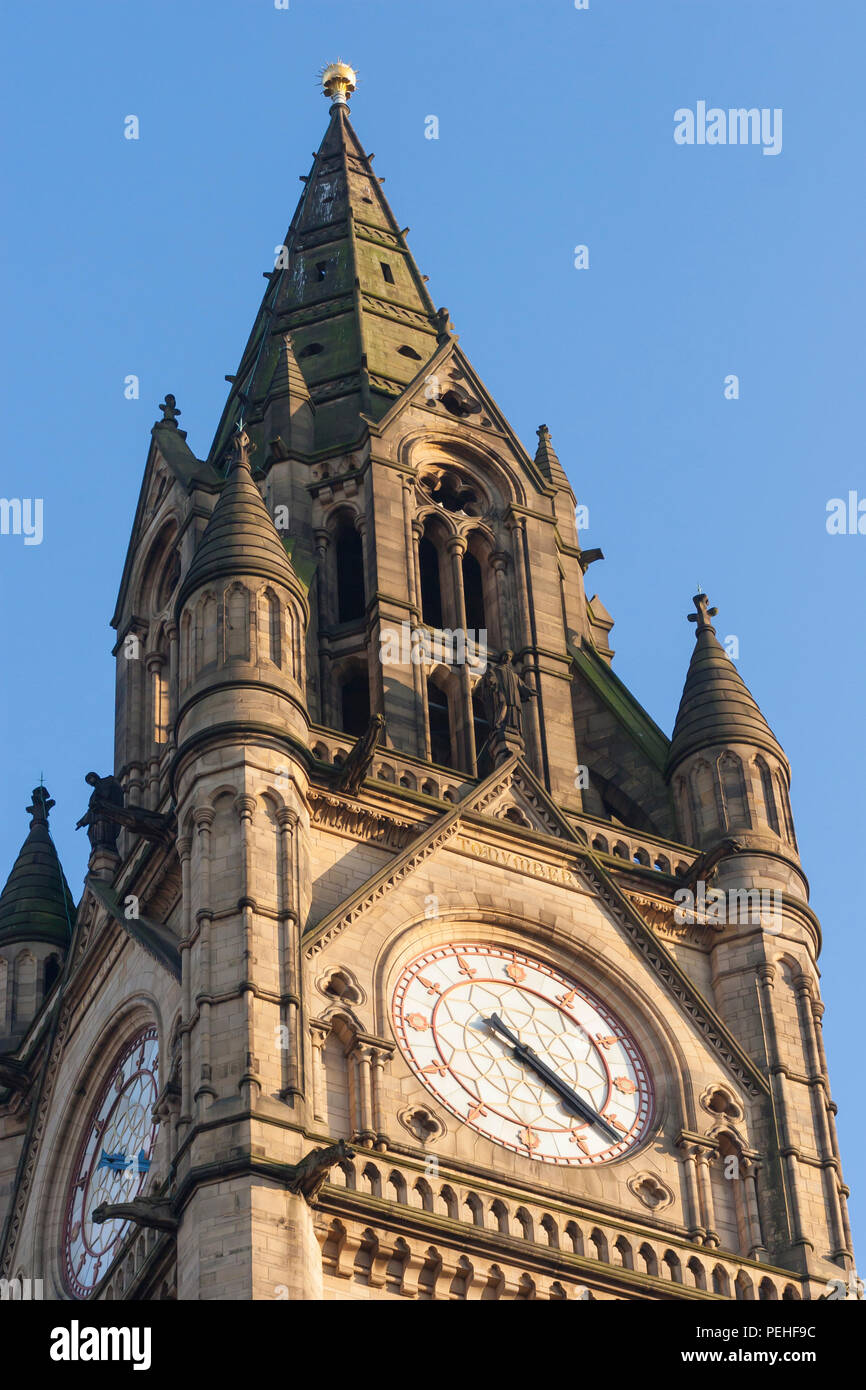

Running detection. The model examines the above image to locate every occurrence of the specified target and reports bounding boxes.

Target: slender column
[811,1000,855,1257]
[276,808,302,1100]
[370,1045,391,1151]
[402,483,427,755]
[694,1145,719,1248]
[192,806,216,1111]
[446,536,476,773]
[314,528,332,725]
[411,519,432,759]
[166,621,178,750]
[794,975,849,1258]
[177,833,193,1138]
[145,652,165,806]
[490,551,510,651]
[235,794,260,1107]
[505,516,543,773]
[355,514,371,614]
[756,965,808,1249]
[739,1157,768,1260]
[352,1044,375,1147]
[676,1139,706,1243]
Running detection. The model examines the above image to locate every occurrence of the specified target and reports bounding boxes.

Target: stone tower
[0,68,855,1303]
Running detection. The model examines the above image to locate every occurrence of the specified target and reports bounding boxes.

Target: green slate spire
[667,593,787,775]
[0,787,76,948]
[210,87,444,462]
[177,425,303,609]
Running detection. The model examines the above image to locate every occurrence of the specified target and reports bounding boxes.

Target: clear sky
[1,1,863,1257]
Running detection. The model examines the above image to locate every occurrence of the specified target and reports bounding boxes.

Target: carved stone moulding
[627,1172,674,1213]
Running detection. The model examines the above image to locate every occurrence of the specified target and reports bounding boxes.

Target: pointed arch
[333,513,365,623]
[754,756,780,834]
[718,751,751,829]
[225,583,249,661]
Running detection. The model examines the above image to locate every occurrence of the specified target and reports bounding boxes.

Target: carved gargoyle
[76,771,176,850]
[91,1195,177,1234]
[679,838,744,896]
[280,1139,356,1204]
[338,715,385,796]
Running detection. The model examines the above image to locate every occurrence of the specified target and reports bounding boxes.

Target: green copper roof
[177,427,303,609]
[668,594,787,775]
[0,788,76,948]
[209,100,444,462]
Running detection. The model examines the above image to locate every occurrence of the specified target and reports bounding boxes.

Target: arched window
[462,550,485,632]
[264,589,281,667]
[427,679,452,767]
[419,536,443,629]
[198,594,217,670]
[13,951,37,1030]
[152,662,169,744]
[43,954,61,994]
[341,671,370,737]
[755,757,780,834]
[335,518,364,623]
[226,584,249,660]
[719,752,750,829]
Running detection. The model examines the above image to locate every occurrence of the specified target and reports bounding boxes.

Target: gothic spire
[667,593,787,775]
[209,78,443,463]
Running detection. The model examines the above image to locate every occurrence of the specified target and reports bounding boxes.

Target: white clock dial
[392,944,652,1164]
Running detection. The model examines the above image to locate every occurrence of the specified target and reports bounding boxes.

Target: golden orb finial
[320,60,357,107]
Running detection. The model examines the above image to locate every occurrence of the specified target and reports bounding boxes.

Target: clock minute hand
[485,1013,621,1144]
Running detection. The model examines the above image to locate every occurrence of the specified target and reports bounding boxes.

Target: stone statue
[75,771,125,852]
[480,651,536,740]
[76,772,176,850]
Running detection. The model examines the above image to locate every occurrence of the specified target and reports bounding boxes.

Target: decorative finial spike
[230,422,255,473]
[320,60,357,108]
[687,592,719,634]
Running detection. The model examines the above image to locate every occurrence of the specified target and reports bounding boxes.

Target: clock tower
[0,65,855,1302]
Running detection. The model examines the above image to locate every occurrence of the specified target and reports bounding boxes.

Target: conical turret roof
[0,787,76,948]
[668,594,787,775]
[177,426,301,608]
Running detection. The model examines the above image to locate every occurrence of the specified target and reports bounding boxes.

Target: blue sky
[1,1,863,1256]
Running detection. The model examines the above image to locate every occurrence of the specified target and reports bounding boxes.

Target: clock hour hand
[485,1013,621,1144]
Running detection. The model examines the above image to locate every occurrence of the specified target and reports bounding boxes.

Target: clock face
[392,944,652,1165]
[62,1026,159,1298]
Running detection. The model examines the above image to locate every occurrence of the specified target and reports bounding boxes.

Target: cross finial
[688,591,719,633]
[158,394,181,427]
[27,784,54,826]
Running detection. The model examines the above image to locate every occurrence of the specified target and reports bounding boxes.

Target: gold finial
[320,59,357,107]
